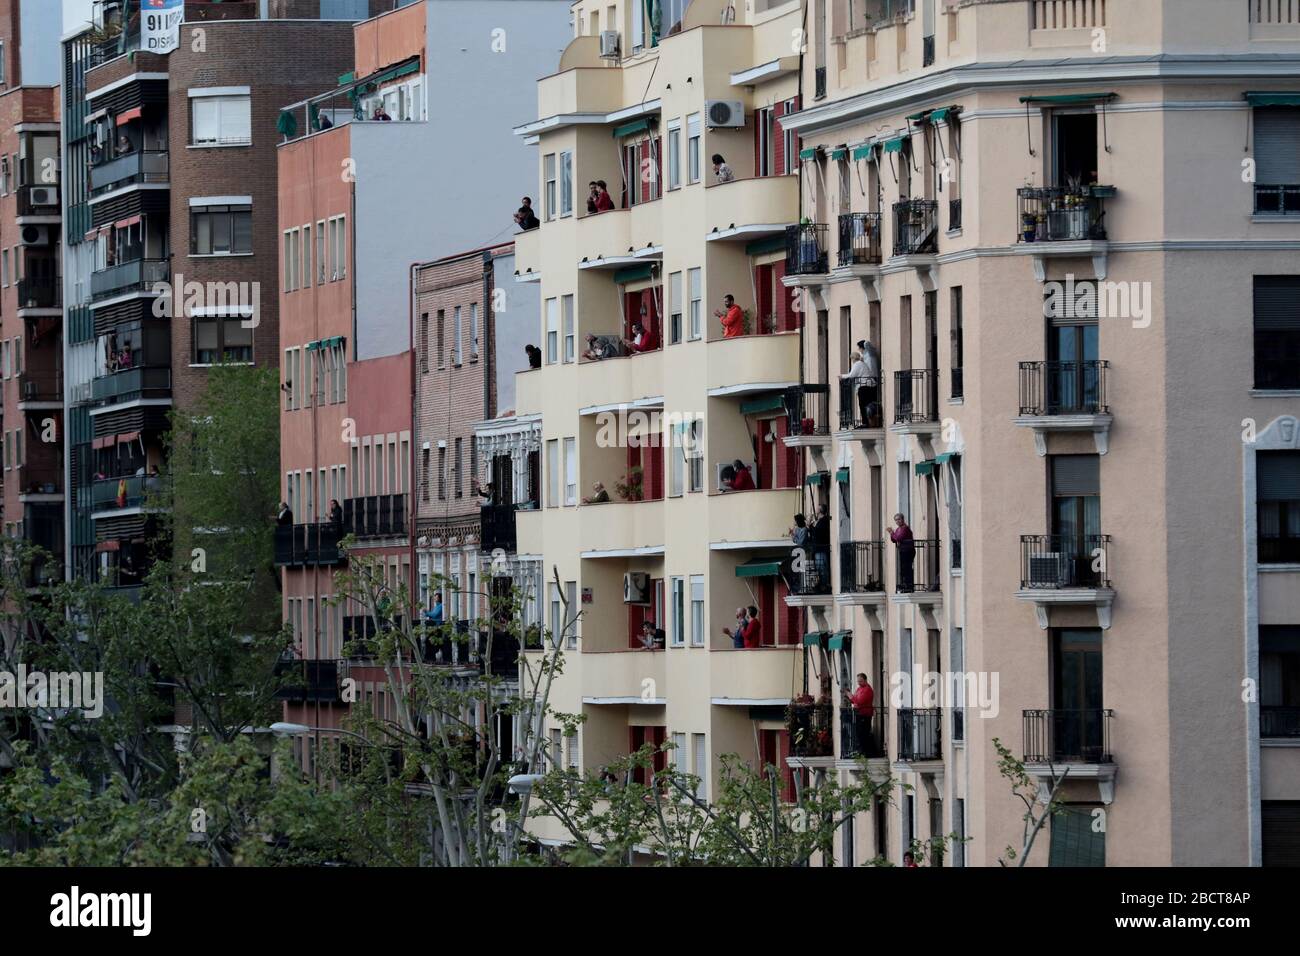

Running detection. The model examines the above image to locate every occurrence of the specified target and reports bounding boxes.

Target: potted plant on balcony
[614,466,644,502]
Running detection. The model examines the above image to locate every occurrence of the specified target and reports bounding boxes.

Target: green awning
[802,631,826,647]
[935,452,956,464]
[915,460,935,476]
[739,393,786,416]
[882,137,904,153]
[1246,92,1300,107]
[613,264,653,285]
[835,468,850,484]
[392,60,420,80]
[305,340,321,351]
[798,147,817,161]
[827,630,850,651]
[852,143,874,161]
[1019,92,1116,105]
[806,472,827,486]
[930,106,954,123]
[323,336,345,348]
[276,111,298,138]
[745,234,786,257]
[338,71,355,86]
[906,110,931,122]
[830,147,848,161]
[612,118,652,139]
[735,559,782,578]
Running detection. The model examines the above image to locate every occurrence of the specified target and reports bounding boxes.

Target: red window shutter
[757,578,775,645]
[781,583,802,646]
[646,442,664,500]
[773,102,785,175]
[654,137,662,199]
[774,414,802,489]
[757,418,775,488]
[774,261,801,331]
[779,731,794,801]
[754,107,763,176]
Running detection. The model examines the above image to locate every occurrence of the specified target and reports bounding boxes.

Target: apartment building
[60,0,355,589]
[0,1,66,583]
[768,0,1300,866]
[511,0,820,831]
[274,0,566,768]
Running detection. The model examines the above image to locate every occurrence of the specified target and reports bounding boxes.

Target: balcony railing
[90,149,169,197]
[273,658,344,703]
[788,699,834,757]
[1018,360,1109,416]
[840,540,885,593]
[1261,705,1300,738]
[840,705,887,758]
[273,523,344,567]
[837,212,882,266]
[790,544,832,596]
[1020,534,1111,589]
[91,366,171,405]
[922,34,935,67]
[91,475,155,512]
[17,276,61,310]
[892,199,938,256]
[786,383,830,437]
[480,503,517,553]
[1254,185,1300,216]
[814,66,827,100]
[342,493,408,538]
[1023,709,1113,763]
[893,538,940,594]
[898,707,942,761]
[838,375,883,430]
[785,223,829,275]
[17,464,62,496]
[18,370,62,403]
[91,258,169,302]
[1016,186,1112,242]
[892,368,939,425]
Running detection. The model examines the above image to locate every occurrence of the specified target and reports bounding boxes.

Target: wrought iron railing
[898,707,942,761]
[893,537,940,594]
[840,540,885,592]
[892,368,939,425]
[1020,534,1111,589]
[892,199,938,255]
[1016,186,1111,242]
[837,211,882,266]
[838,375,883,430]
[785,223,829,275]
[788,700,834,757]
[1023,708,1113,763]
[1018,360,1108,415]
[786,383,830,436]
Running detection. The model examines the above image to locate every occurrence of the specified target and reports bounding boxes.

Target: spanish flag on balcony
[116,478,127,509]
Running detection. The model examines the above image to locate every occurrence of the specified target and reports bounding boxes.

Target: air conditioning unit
[623,571,650,605]
[28,186,57,207]
[599,30,620,58]
[705,100,745,128]
[715,460,757,489]
[1027,552,1069,589]
[20,225,50,246]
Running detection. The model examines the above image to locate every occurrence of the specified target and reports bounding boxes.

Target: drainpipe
[481,249,493,420]
[409,260,421,623]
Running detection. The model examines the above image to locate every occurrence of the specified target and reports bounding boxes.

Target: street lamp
[507,772,544,795]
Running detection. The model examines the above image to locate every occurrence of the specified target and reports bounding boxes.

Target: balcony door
[1049,454,1100,583]
[490,453,513,506]
[1051,112,1098,189]
[1048,320,1099,414]
[1051,629,1103,761]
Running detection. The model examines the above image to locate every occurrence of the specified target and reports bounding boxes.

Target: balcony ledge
[782,433,832,449]
[1009,240,1109,283]
[834,428,886,461]
[1015,587,1115,630]
[786,755,838,770]
[835,756,891,781]
[889,590,943,608]
[886,253,938,289]
[706,222,795,243]
[835,590,886,607]
[889,420,942,438]
[892,758,944,777]
[18,492,64,503]
[1014,413,1112,456]
[514,269,541,284]
[1024,760,1116,805]
[783,593,833,609]
[17,399,64,411]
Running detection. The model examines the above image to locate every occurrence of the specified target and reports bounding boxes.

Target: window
[438,445,447,500]
[689,574,704,646]
[687,114,701,183]
[1253,108,1300,215]
[950,285,964,399]
[1259,451,1300,564]
[421,447,430,500]
[316,220,326,283]
[283,348,297,410]
[755,106,774,177]
[419,313,429,371]
[670,576,685,646]
[563,437,577,505]
[327,215,346,280]
[668,120,682,189]
[283,230,295,291]
[190,94,251,146]
[470,303,479,360]
[1048,805,1105,867]
[545,297,559,364]
[688,267,702,340]
[668,271,683,345]
[687,419,704,492]
[669,423,685,497]
[563,295,575,363]
[1261,627,1300,737]
[560,150,573,216]
[454,437,463,498]
[565,580,578,650]
[543,153,557,221]
[453,305,463,365]
[1254,276,1300,390]
[692,733,706,798]
[546,439,559,508]
[436,310,445,368]
[194,316,253,364]
[782,99,798,175]
[631,0,645,49]
[193,205,252,255]
[302,223,312,285]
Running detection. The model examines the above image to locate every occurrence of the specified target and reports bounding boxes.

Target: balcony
[1016,534,1115,630]
[91,475,156,514]
[90,259,169,303]
[837,375,884,434]
[273,523,344,567]
[787,699,834,759]
[705,331,798,390]
[892,538,941,599]
[480,503,517,553]
[707,488,794,548]
[840,705,887,759]
[17,276,61,312]
[16,463,63,499]
[17,370,62,407]
[91,366,171,406]
[897,707,943,764]
[837,212,882,268]
[1013,186,1114,281]
[1262,706,1300,738]
[581,648,668,702]
[1022,708,1116,803]
[890,369,940,434]
[1255,184,1300,216]
[892,199,938,257]
[342,494,408,539]
[703,175,798,245]
[838,541,885,606]
[784,383,830,445]
[579,498,664,556]
[784,223,829,277]
[90,149,169,198]
[710,643,803,703]
[1016,360,1112,456]
[273,658,344,703]
[16,185,60,220]
[787,544,832,602]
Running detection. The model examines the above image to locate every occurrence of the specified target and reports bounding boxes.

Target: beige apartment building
[513,0,1300,865]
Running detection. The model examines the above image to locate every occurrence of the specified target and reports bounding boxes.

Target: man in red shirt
[714,294,745,337]
[728,460,755,491]
[595,180,615,211]
[624,320,657,353]
[741,605,761,648]
[848,672,877,756]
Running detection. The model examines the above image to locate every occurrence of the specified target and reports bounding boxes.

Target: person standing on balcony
[623,319,657,354]
[741,605,762,648]
[277,502,293,526]
[810,503,831,585]
[848,673,877,757]
[514,197,540,231]
[891,513,915,591]
[587,181,600,214]
[426,593,444,626]
[595,181,615,211]
[715,294,745,337]
[729,459,756,491]
[841,350,875,427]
[711,154,735,183]
[722,607,748,648]
[328,498,343,531]
[584,481,610,504]
[525,344,542,368]
[790,512,809,547]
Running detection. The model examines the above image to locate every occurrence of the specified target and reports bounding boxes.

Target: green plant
[615,466,644,501]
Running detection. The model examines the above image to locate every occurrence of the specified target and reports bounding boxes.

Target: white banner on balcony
[142,0,184,55]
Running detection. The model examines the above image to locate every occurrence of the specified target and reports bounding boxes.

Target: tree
[993,736,1069,867]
